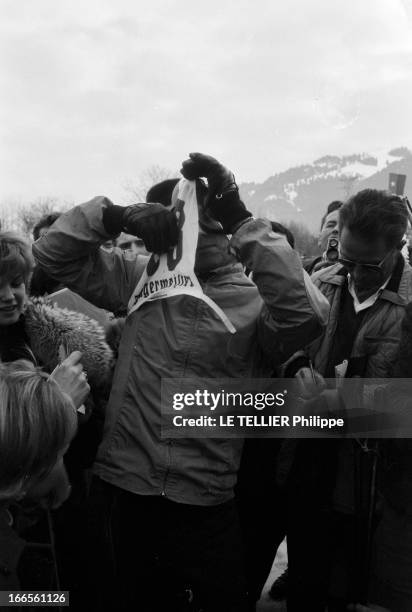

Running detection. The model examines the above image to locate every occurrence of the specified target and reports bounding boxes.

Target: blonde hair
[0,360,77,502]
[0,231,34,286]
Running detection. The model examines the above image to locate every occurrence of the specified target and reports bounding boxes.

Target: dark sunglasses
[338,248,397,273]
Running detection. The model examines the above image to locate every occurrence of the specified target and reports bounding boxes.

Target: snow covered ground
[257,539,288,611]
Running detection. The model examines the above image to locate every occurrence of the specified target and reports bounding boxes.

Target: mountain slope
[239,147,412,232]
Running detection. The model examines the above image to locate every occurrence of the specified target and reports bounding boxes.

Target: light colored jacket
[33,196,329,505]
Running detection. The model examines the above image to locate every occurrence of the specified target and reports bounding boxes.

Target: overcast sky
[1,0,412,205]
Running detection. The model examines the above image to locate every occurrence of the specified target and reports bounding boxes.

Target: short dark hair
[320,200,343,230]
[29,265,61,296]
[33,212,62,241]
[270,222,295,248]
[146,179,180,206]
[339,189,408,249]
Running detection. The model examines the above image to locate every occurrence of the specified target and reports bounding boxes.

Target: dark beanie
[146,179,180,206]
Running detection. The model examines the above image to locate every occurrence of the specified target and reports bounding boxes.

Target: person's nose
[0,284,15,302]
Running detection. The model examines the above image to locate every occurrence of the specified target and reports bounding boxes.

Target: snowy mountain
[239,147,412,232]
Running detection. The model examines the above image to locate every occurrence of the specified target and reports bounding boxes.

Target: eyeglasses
[338,249,395,273]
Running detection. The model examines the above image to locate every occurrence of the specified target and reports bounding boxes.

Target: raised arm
[230,217,329,363]
[32,195,178,314]
[180,152,329,365]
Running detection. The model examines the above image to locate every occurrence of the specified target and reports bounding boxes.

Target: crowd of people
[0,152,411,612]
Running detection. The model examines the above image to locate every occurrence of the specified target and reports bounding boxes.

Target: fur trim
[24,298,114,390]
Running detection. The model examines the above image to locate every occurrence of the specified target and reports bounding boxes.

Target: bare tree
[280,220,319,258]
[123,165,178,203]
[15,197,73,237]
[0,197,23,232]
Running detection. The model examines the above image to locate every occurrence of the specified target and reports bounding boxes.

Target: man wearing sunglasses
[338,232,404,312]
[278,189,412,612]
[299,189,410,384]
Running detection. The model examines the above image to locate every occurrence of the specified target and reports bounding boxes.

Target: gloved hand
[180,152,252,234]
[102,202,179,253]
[180,152,237,200]
[123,203,179,253]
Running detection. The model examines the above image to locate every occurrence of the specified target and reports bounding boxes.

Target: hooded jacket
[33,196,329,506]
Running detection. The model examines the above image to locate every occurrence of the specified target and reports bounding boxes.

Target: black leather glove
[102,203,179,253]
[180,152,237,201]
[180,152,252,234]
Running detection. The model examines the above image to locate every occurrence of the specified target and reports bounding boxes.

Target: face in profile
[0,275,27,326]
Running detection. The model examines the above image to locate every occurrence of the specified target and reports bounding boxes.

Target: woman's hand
[49,349,90,409]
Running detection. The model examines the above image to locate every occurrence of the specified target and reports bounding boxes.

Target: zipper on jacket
[161,441,173,497]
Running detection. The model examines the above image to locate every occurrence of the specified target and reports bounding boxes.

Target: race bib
[127,179,235,333]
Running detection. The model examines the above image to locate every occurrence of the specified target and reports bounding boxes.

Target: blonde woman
[0,230,113,595]
[0,359,89,590]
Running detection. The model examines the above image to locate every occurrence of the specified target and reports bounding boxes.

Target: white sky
[1,0,412,205]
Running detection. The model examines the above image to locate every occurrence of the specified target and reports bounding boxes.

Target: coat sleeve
[32,196,147,315]
[229,218,329,364]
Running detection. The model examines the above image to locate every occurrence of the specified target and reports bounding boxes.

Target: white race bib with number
[127,179,235,333]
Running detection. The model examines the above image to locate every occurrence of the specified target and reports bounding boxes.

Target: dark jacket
[309,258,412,378]
[277,256,412,509]
[380,302,412,516]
